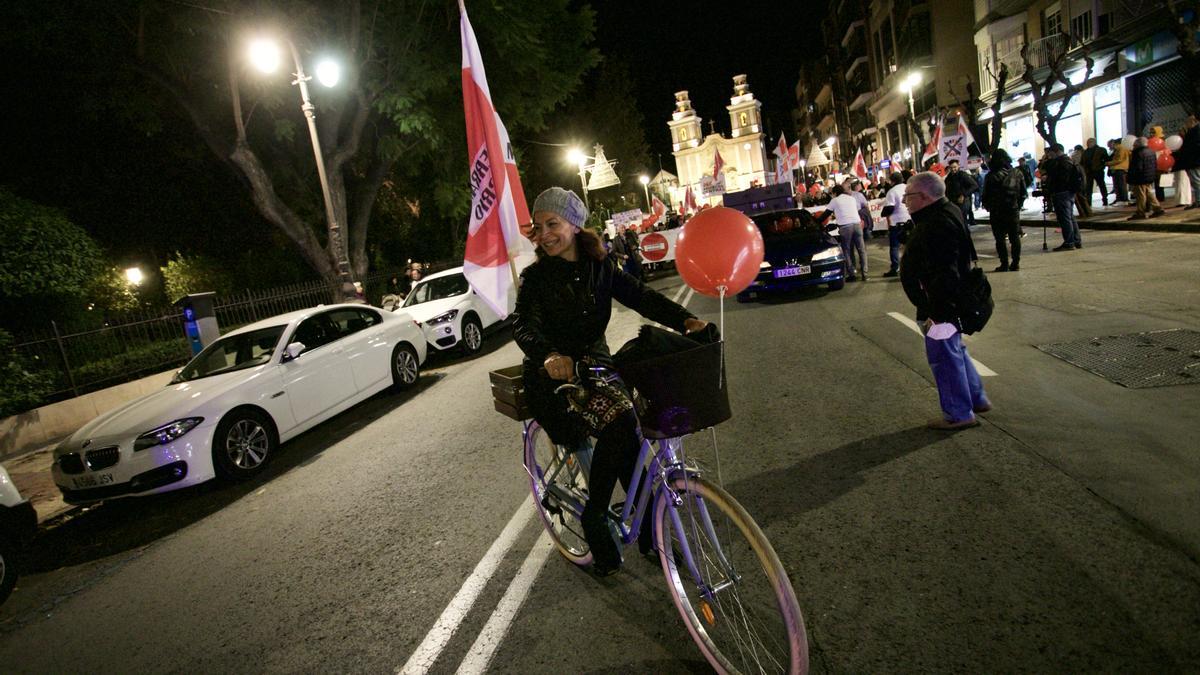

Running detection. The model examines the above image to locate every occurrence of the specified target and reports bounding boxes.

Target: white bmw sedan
[52,304,426,504]
[400,266,511,355]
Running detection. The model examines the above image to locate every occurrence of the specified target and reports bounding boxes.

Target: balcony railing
[1024,33,1069,69]
[979,33,1069,97]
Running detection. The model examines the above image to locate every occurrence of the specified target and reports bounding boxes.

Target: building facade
[974,0,1176,164]
[668,76,770,208]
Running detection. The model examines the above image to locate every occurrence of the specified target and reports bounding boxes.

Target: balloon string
[718,285,726,391]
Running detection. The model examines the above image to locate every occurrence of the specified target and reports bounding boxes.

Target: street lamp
[566,147,590,209]
[900,72,924,165]
[124,267,144,285]
[638,174,651,211]
[249,36,352,297]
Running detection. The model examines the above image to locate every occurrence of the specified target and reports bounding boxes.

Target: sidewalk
[980,194,1200,233]
[5,444,73,525]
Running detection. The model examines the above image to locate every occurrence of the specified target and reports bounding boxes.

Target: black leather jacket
[513,254,694,365]
[512,253,695,444]
[900,198,973,324]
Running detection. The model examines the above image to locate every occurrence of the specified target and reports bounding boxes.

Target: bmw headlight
[427,309,459,325]
[812,247,842,262]
[134,417,204,451]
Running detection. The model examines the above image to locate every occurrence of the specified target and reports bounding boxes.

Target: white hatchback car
[400,267,512,355]
[52,304,427,504]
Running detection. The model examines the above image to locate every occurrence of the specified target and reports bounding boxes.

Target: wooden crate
[489,365,530,420]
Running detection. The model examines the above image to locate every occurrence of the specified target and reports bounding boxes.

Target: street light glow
[315,59,341,87]
[825,136,837,147]
[248,38,282,74]
[125,267,144,286]
[566,148,585,166]
[900,71,923,93]
[639,174,649,185]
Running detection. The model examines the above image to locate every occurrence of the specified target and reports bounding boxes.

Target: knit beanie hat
[531,187,588,229]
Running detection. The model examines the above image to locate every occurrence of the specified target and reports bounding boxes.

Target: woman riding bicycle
[513,187,708,576]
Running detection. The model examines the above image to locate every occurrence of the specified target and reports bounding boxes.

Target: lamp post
[899,72,924,167]
[249,37,352,296]
[638,174,651,211]
[566,148,590,209]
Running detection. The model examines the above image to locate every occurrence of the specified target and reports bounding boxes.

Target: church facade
[667,75,770,209]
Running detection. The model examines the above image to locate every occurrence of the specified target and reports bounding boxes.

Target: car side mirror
[281,341,306,363]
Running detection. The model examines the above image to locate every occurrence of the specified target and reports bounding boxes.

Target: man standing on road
[1127,136,1166,220]
[1106,139,1130,205]
[823,184,868,281]
[1041,144,1083,250]
[1080,138,1110,207]
[982,149,1025,272]
[900,172,990,430]
[881,171,911,277]
[944,160,978,228]
[1173,114,1200,210]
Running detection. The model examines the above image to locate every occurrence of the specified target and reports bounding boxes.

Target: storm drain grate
[1036,329,1200,388]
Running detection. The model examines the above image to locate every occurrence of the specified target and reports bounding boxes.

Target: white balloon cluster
[1121,134,1137,150]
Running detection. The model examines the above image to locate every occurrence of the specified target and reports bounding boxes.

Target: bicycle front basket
[617,340,730,439]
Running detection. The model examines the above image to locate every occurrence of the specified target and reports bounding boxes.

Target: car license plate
[773,265,810,279]
[72,473,114,489]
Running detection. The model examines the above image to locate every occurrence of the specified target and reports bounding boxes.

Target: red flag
[852,149,870,185]
[459,1,532,318]
[684,186,697,214]
[956,114,977,159]
[788,142,801,170]
[775,133,789,161]
[712,149,725,179]
[921,118,942,166]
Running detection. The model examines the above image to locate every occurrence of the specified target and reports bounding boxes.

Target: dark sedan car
[737,208,845,302]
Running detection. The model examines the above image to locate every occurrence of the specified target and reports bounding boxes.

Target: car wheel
[828,279,846,291]
[391,343,420,390]
[0,537,17,605]
[460,315,484,355]
[212,409,277,481]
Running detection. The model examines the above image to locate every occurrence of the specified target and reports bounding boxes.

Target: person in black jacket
[982,149,1025,272]
[1039,144,1083,250]
[900,172,990,431]
[1173,115,1200,209]
[513,187,707,576]
[944,159,979,227]
[1127,137,1165,220]
[1080,138,1110,207]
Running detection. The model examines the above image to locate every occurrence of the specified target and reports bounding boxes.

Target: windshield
[173,325,286,383]
[402,273,469,307]
[752,210,828,244]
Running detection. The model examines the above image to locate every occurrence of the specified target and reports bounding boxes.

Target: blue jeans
[925,332,988,423]
[838,224,866,276]
[1052,191,1080,246]
[887,224,905,272]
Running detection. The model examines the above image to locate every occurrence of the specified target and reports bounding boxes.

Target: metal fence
[8,264,456,413]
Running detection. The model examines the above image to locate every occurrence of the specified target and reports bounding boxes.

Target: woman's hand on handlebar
[543,352,575,381]
[683,318,709,335]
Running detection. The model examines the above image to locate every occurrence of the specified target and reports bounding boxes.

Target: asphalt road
[3,227,1199,673]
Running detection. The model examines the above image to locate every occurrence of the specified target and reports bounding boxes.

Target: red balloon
[1148,136,1166,152]
[674,206,764,297]
[1157,150,1175,172]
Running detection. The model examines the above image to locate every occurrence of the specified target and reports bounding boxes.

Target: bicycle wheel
[524,423,592,566]
[655,473,808,675]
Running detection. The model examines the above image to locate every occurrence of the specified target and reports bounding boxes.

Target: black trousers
[991,213,1021,268]
[581,409,641,562]
[1084,170,1108,205]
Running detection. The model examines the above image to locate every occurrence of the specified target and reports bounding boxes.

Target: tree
[1021,33,1094,146]
[161,252,234,301]
[984,62,1011,155]
[1166,0,1200,114]
[0,188,105,301]
[102,1,597,282]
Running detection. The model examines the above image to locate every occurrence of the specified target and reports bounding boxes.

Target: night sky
[593,1,828,165]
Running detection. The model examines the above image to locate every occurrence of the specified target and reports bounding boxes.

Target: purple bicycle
[492,357,809,674]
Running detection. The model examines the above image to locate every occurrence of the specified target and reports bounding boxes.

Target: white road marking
[681,288,695,308]
[455,534,556,674]
[398,499,535,674]
[669,283,687,304]
[886,312,998,376]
